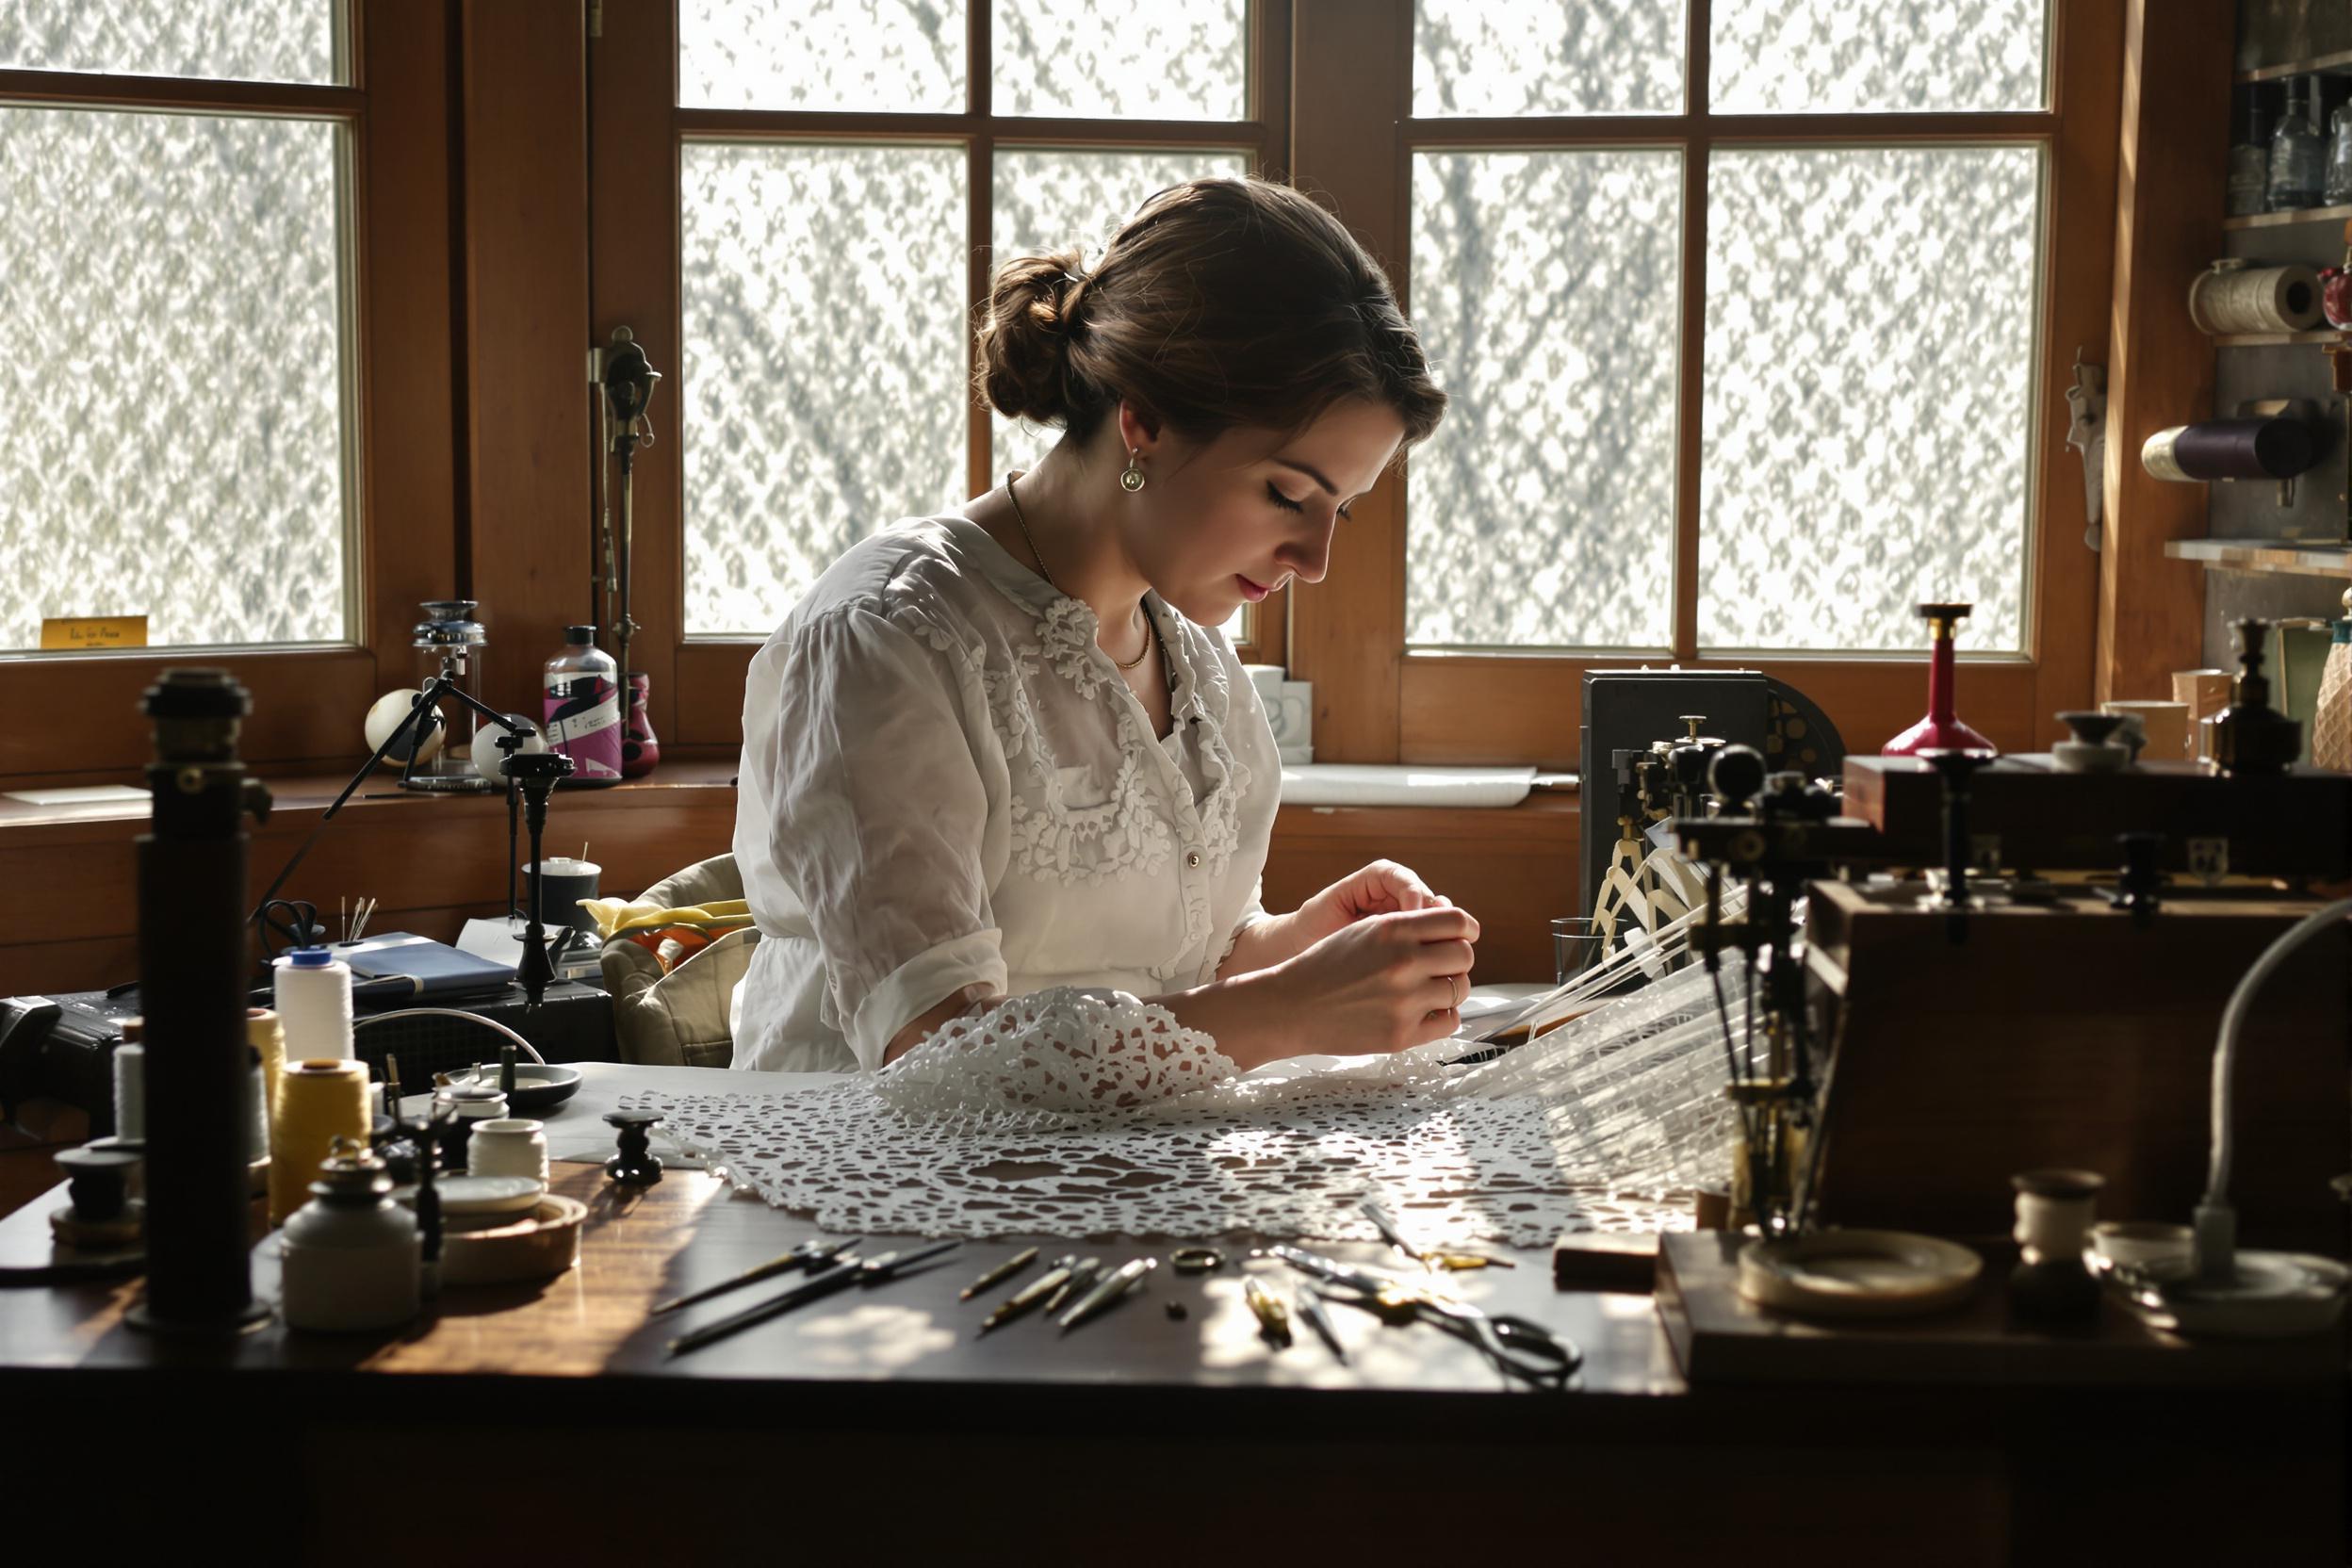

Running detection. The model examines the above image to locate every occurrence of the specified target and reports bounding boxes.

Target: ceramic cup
[2089,1219,2196,1277]
[466,1117,549,1184]
[525,858,602,932]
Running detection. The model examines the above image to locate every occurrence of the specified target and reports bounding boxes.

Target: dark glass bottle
[2229,87,2270,217]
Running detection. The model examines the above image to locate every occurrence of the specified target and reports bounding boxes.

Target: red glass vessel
[1882,601,1997,756]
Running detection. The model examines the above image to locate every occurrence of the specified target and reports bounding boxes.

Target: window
[1285,0,2113,766]
[1406,0,2050,656]
[666,0,1272,651]
[0,3,358,655]
[0,0,449,783]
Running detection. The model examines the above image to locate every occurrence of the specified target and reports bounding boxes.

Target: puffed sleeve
[758,605,1008,1070]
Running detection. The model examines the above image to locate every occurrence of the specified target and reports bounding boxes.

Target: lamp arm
[2204,894,2352,1208]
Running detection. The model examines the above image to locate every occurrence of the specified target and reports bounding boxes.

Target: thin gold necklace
[1004,471,1154,671]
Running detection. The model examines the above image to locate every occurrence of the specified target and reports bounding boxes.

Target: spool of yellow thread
[247,1007,286,1121]
[270,1058,370,1227]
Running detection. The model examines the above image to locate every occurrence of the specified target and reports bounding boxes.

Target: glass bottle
[2268,76,2324,212]
[542,625,624,785]
[2229,88,2270,217]
[2328,104,2352,206]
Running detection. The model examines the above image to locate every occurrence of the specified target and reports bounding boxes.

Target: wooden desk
[0,1065,2339,1566]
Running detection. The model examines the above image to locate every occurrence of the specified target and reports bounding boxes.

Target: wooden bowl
[438,1195,586,1286]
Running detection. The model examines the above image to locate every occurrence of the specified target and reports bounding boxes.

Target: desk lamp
[505,751,576,1008]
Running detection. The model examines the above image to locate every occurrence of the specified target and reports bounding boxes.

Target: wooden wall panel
[462,0,596,723]
[0,766,737,998]
[587,0,683,761]
[359,0,460,693]
[2096,0,2229,703]
[1284,0,1412,762]
[2030,0,2126,743]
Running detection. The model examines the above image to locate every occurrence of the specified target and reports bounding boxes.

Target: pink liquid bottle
[543,626,624,785]
[1882,601,1996,757]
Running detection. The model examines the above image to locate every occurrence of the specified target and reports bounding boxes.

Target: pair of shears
[1267,1244,1578,1388]
[258,898,327,960]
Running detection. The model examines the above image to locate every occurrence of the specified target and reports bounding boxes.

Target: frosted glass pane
[1407,151,1681,648]
[1710,0,2047,114]
[1700,147,2041,652]
[0,108,351,652]
[988,149,1250,482]
[0,0,337,84]
[1413,0,1684,118]
[682,143,968,637]
[679,0,965,112]
[993,0,1245,121]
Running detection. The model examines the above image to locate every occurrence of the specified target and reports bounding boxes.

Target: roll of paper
[274,952,354,1063]
[2187,261,2322,335]
[111,1041,145,1142]
[270,1058,370,1227]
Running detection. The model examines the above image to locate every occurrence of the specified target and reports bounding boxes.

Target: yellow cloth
[580,896,755,941]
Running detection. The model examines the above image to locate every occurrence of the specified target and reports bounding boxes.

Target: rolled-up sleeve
[760,606,1008,1070]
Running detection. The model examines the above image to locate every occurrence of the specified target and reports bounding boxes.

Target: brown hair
[975,175,1446,458]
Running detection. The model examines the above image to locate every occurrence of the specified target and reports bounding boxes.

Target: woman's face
[1119,398,1406,628]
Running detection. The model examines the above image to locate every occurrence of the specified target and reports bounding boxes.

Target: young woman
[730,175,1478,1099]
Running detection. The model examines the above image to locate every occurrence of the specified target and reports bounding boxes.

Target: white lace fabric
[633,964,1746,1249]
[872,989,1238,1114]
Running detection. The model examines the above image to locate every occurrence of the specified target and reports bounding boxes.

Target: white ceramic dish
[1738,1229,1984,1320]
[390,1174,545,1217]
[2127,1251,2349,1339]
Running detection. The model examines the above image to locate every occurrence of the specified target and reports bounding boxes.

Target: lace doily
[632,966,1745,1249]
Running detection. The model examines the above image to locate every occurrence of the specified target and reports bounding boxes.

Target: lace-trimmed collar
[936,514,1208,720]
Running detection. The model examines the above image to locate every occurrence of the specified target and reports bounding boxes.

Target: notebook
[336,933,516,1000]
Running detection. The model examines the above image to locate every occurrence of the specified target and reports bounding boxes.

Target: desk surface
[3,1063,2340,1564]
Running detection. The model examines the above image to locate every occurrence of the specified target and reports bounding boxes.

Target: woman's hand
[1296,859,1452,945]
[1245,905,1479,1058]
[1220,859,1468,980]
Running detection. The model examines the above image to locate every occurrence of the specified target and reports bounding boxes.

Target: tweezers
[666,1241,957,1357]
[649,1234,860,1316]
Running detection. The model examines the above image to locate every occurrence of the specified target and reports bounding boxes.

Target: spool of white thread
[111,1037,146,1142]
[244,1047,270,1163]
[275,947,355,1063]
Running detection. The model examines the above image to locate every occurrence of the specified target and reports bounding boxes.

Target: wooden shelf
[2212,329,2344,346]
[2222,202,2352,231]
[2236,50,2352,85]
[2163,537,2352,579]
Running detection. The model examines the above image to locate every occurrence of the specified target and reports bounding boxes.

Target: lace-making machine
[1579,625,2352,1261]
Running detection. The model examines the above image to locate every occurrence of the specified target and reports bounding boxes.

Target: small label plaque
[39,615,148,651]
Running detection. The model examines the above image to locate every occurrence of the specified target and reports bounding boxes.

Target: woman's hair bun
[975,246,1090,427]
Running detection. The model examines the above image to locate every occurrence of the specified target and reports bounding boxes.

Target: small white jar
[466,1117,548,1184]
[280,1140,421,1333]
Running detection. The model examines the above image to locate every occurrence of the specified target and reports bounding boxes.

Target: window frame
[1286,0,2123,768]
[594,0,1295,756]
[0,0,460,785]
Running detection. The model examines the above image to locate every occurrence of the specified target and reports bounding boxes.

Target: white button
[1185,849,1202,869]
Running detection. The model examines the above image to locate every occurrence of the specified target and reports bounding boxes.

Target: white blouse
[728,514,1280,1078]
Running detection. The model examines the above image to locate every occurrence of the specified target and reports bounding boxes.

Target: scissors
[1269,1243,1578,1388]
[258,898,327,960]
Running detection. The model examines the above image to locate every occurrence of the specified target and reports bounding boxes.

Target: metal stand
[249,675,530,935]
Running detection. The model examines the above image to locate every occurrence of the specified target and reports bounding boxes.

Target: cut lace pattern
[633,963,1746,1249]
